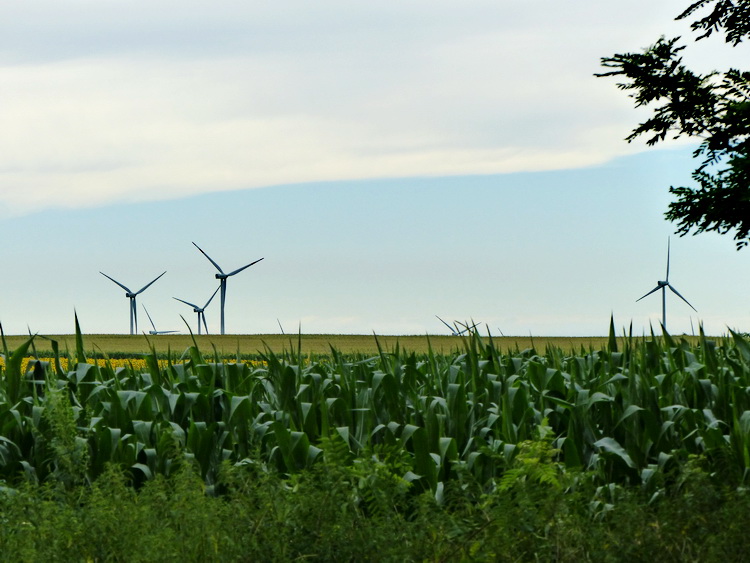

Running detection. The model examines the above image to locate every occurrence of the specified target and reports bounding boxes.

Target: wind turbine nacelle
[215,273,227,280]
[657,281,668,287]
[126,292,136,298]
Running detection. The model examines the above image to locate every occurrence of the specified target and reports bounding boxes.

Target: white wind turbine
[173,286,220,335]
[192,242,264,335]
[636,238,697,331]
[142,305,178,335]
[100,271,167,335]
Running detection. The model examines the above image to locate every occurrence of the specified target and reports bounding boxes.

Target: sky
[1,1,749,337]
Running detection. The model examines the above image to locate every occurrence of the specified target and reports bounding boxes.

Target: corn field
[1,317,750,498]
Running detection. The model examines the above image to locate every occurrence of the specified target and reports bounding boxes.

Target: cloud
[1,0,735,216]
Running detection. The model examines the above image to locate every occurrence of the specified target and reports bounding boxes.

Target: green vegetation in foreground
[2,455,749,562]
[1,317,750,560]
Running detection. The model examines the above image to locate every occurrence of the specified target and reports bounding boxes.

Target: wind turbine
[636,238,697,331]
[173,286,220,335]
[436,315,479,336]
[192,242,264,335]
[100,271,166,335]
[142,305,178,335]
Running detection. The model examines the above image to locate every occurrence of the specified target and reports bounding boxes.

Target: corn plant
[3,318,750,499]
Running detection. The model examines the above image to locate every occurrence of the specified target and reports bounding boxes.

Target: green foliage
[1,453,750,560]
[678,0,750,46]
[4,320,750,493]
[43,385,90,492]
[598,1,750,248]
[498,422,565,493]
[5,320,750,557]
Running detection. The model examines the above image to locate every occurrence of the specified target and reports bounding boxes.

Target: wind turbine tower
[636,238,696,331]
[192,242,264,335]
[173,286,220,335]
[100,271,167,335]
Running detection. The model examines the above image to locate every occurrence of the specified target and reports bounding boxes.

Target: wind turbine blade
[173,297,200,309]
[135,271,166,294]
[143,305,157,331]
[100,272,132,293]
[436,315,454,332]
[132,299,138,334]
[202,312,209,334]
[192,242,225,274]
[667,284,698,312]
[203,285,221,308]
[227,257,264,277]
[666,237,671,282]
[636,286,662,302]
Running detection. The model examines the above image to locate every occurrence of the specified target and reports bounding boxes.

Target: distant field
[0,332,708,357]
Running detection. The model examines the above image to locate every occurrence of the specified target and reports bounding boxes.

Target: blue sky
[1,1,748,336]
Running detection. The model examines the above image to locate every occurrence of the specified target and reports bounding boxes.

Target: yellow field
[0,332,708,358]
[0,355,269,374]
